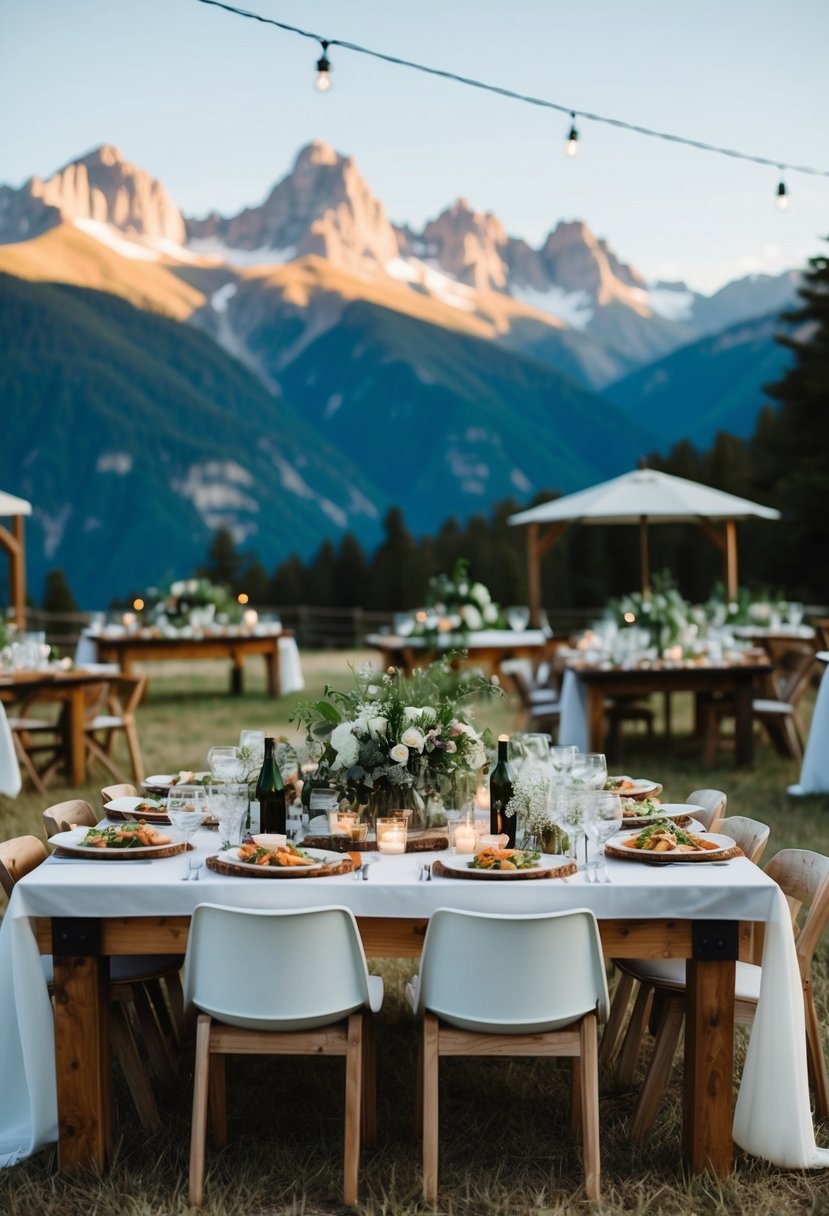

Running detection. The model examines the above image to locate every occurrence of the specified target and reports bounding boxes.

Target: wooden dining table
[90,629,290,697]
[365,630,556,677]
[8,838,785,1180]
[0,669,113,785]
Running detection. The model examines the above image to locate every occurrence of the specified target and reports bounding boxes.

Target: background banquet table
[75,629,304,698]
[1,832,825,1177]
[365,629,554,677]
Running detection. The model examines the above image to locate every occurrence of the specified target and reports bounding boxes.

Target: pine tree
[42,569,78,613]
[197,526,242,589]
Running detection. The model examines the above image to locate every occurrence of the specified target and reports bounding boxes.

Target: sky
[2,0,827,293]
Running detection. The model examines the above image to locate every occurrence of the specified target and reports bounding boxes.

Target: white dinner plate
[620,802,703,828]
[605,829,738,864]
[606,776,662,800]
[217,846,342,874]
[49,826,182,857]
[143,772,213,792]
[104,795,170,822]
[440,853,567,879]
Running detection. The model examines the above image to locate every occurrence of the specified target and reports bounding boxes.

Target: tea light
[243,608,259,631]
[327,810,358,836]
[376,817,407,854]
[453,822,477,853]
[664,644,683,662]
[475,784,490,812]
[121,612,137,630]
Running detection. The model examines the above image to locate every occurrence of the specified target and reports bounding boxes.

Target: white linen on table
[0,702,22,799]
[0,836,824,1169]
[557,668,589,752]
[788,652,829,796]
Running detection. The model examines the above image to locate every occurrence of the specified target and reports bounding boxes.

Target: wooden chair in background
[42,799,98,837]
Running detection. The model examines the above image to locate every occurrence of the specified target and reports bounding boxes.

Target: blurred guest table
[75,626,304,698]
[0,669,116,785]
[365,629,555,676]
[558,655,772,766]
[788,651,829,796]
[1,834,827,1174]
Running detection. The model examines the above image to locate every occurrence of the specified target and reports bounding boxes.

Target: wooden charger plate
[206,854,354,879]
[605,831,743,864]
[303,830,449,854]
[54,841,190,860]
[431,857,576,881]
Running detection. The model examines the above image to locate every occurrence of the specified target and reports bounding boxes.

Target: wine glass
[570,752,608,791]
[550,744,577,780]
[787,602,804,628]
[166,786,207,868]
[507,606,531,632]
[207,746,240,782]
[557,788,589,869]
[583,791,623,882]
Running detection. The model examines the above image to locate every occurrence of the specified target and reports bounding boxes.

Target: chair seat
[7,717,55,732]
[622,958,762,1003]
[752,699,795,716]
[89,714,127,731]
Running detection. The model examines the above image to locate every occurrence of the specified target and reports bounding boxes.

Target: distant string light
[194,0,829,205]
[565,112,579,158]
[777,174,789,212]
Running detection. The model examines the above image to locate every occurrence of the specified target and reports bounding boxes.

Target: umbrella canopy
[0,490,32,628]
[508,468,781,622]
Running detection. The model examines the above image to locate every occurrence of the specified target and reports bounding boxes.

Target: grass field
[1,650,828,1216]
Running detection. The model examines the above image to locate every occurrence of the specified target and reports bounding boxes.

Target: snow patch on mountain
[73,218,161,261]
[510,284,594,330]
[210,282,238,313]
[645,287,696,322]
[188,237,297,267]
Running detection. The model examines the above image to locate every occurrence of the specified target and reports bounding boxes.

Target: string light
[315,40,332,93]
[194,0,829,186]
[565,112,579,158]
[777,175,789,211]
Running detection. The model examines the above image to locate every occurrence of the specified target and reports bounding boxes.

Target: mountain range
[0,142,797,605]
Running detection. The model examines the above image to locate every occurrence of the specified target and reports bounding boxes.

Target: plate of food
[216,841,342,874]
[440,847,560,878]
[619,799,700,828]
[605,776,663,800]
[142,771,214,793]
[49,824,187,858]
[605,821,740,864]
[103,795,170,823]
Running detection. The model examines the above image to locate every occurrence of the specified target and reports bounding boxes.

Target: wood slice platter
[53,841,190,860]
[431,858,577,881]
[302,831,449,854]
[206,854,355,879]
[604,842,743,864]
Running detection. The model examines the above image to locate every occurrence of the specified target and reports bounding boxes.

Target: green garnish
[631,819,695,848]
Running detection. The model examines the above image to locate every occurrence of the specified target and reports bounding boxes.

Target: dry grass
[1,649,829,1215]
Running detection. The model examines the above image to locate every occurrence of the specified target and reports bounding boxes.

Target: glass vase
[365,781,426,832]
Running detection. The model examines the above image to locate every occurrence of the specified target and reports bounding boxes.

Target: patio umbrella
[0,490,32,628]
[508,467,780,625]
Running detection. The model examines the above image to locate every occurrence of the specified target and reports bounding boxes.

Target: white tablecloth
[1,835,827,1169]
[558,668,589,751]
[789,652,829,796]
[0,703,22,798]
[74,632,305,696]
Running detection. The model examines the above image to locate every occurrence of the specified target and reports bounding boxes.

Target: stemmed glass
[550,744,577,781]
[166,786,207,871]
[570,752,608,791]
[557,788,589,869]
[506,606,530,632]
[583,791,623,882]
[207,746,240,782]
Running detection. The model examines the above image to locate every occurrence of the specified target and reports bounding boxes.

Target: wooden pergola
[508,468,781,626]
[0,490,32,629]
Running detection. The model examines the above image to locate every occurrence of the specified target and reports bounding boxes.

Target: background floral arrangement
[142,578,243,627]
[291,658,498,813]
[413,558,506,635]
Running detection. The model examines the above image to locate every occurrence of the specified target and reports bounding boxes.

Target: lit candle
[377,826,406,854]
[475,784,490,812]
[121,612,136,630]
[453,823,477,853]
[243,608,259,631]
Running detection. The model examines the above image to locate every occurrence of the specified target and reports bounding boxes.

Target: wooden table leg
[733,676,755,767]
[683,949,736,1174]
[264,640,280,699]
[230,653,245,696]
[52,920,110,1171]
[586,684,607,754]
[65,686,88,786]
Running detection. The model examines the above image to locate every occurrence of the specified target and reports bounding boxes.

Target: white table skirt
[74,632,305,696]
[1,835,827,1169]
[0,703,22,799]
[789,652,829,796]
[557,668,589,751]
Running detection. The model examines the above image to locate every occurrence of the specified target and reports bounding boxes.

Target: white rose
[401,727,425,753]
[369,715,388,735]
[403,706,421,723]
[459,604,483,631]
[390,743,409,764]
[418,705,437,725]
[471,582,491,607]
[484,603,499,624]
[330,722,359,770]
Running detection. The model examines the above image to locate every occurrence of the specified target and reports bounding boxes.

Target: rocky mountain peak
[540,221,646,306]
[421,199,510,291]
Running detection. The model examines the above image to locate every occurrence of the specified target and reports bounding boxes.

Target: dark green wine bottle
[255,736,286,834]
[489,734,515,846]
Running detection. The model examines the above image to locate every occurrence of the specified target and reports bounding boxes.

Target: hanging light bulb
[315,41,332,92]
[565,112,579,158]
[776,177,788,211]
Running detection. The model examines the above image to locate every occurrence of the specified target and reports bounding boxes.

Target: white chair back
[412,908,608,1033]
[184,904,374,1032]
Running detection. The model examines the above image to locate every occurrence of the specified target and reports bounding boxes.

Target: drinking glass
[212,783,248,849]
[583,791,623,882]
[238,729,265,760]
[506,606,531,632]
[557,788,588,868]
[207,746,240,782]
[550,744,577,780]
[787,602,804,628]
[570,752,608,790]
[166,787,207,867]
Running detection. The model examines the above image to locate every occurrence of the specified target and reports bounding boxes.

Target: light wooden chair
[42,799,99,838]
[623,847,829,1141]
[686,789,727,831]
[6,709,61,794]
[0,834,184,1132]
[500,660,561,731]
[184,903,383,1208]
[84,675,147,783]
[408,907,608,1203]
[100,782,139,807]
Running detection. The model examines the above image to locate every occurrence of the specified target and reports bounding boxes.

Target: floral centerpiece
[610,572,700,652]
[412,559,506,636]
[142,579,243,628]
[505,765,562,852]
[291,658,498,830]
